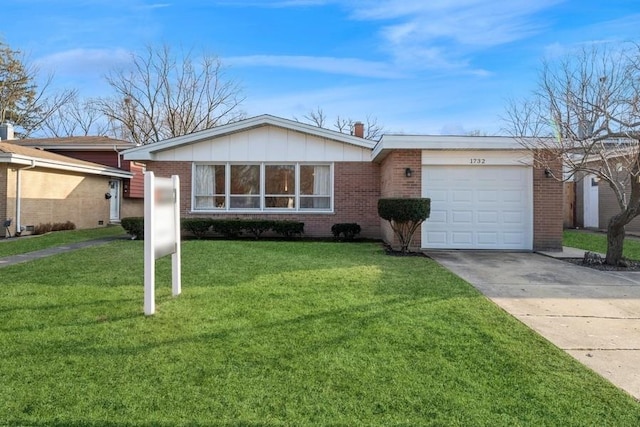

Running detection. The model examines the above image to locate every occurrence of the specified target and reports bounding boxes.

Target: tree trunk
[605,219,625,266]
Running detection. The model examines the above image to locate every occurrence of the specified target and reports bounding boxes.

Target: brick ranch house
[122,114,563,251]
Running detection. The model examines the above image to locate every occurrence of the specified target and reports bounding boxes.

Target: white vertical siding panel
[286,130,306,161]
[229,131,250,161]
[211,135,230,161]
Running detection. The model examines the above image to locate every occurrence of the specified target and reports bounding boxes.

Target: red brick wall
[379,150,423,248]
[144,161,382,239]
[533,152,563,250]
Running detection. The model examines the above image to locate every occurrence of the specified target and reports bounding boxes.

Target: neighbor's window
[192,163,332,212]
[194,164,226,209]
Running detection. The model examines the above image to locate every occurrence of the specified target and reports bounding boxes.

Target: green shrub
[32,221,76,235]
[271,220,304,238]
[121,217,144,240]
[378,198,431,253]
[210,219,245,238]
[331,223,361,241]
[181,218,212,239]
[242,220,273,239]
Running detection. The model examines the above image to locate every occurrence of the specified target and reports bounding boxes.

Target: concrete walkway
[428,248,640,400]
[0,236,128,268]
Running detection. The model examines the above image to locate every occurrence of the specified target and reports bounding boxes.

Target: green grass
[0,225,127,257]
[564,229,640,260]
[1,240,639,426]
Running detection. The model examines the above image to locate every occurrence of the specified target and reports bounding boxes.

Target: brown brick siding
[379,150,422,249]
[533,153,563,250]
[144,161,382,239]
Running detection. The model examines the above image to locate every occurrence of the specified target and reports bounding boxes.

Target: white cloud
[35,48,132,76]
[226,55,406,79]
[348,0,564,70]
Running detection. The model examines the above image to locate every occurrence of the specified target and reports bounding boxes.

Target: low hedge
[122,217,305,240]
[331,223,361,241]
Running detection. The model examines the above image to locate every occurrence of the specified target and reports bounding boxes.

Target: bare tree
[95,44,245,145]
[503,44,640,266]
[0,41,75,138]
[40,96,109,137]
[297,107,385,140]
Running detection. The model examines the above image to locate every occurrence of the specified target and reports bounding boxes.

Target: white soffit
[372,135,537,161]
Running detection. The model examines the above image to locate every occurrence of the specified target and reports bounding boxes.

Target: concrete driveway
[427,250,640,400]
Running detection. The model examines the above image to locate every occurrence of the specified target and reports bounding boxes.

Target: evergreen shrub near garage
[378,198,431,253]
[331,223,361,241]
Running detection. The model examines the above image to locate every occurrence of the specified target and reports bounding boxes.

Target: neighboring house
[0,141,132,237]
[123,114,563,251]
[14,133,145,221]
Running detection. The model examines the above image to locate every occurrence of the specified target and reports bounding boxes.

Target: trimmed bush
[378,198,431,253]
[331,223,361,241]
[210,220,245,238]
[181,218,212,239]
[271,220,304,238]
[121,217,144,240]
[32,221,76,235]
[242,220,273,239]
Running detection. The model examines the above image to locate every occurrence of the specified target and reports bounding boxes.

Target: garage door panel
[477,232,499,245]
[452,232,473,244]
[452,210,473,223]
[426,231,447,244]
[477,190,498,202]
[477,211,498,223]
[422,165,532,250]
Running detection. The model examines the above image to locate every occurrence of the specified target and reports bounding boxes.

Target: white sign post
[144,171,181,316]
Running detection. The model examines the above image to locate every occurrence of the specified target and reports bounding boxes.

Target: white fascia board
[372,135,540,161]
[0,154,133,178]
[122,114,375,160]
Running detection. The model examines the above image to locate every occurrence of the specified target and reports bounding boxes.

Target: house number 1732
[470,158,486,164]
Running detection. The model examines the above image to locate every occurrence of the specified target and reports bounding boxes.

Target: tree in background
[0,41,74,138]
[503,43,640,266]
[40,96,109,137]
[297,106,384,140]
[95,44,245,145]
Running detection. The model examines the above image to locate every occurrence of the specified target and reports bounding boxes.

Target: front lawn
[1,240,639,426]
[564,229,640,260]
[0,225,127,258]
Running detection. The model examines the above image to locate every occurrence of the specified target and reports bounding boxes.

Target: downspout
[16,160,37,234]
[114,145,122,168]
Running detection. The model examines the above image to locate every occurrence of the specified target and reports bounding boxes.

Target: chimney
[0,122,15,141]
[353,121,364,138]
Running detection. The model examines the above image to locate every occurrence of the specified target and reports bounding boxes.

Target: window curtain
[313,165,330,208]
[195,165,215,209]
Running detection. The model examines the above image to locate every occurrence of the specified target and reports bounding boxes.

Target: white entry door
[109,180,121,222]
[422,165,533,250]
[583,174,599,228]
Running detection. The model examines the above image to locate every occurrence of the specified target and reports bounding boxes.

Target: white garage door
[422,166,533,250]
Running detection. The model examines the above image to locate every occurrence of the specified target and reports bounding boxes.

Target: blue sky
[2,0,639,135]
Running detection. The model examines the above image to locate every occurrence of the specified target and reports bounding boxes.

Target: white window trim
[191,162,334,214]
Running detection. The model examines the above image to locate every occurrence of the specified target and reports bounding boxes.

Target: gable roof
[16,135,135,151]
[122,114,375,161]
[0,142,132,178]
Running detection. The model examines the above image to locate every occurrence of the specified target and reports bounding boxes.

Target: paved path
[0,236,128,268]
[428,249,640,400]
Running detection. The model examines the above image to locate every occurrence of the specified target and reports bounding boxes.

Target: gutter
[15,160,36,234]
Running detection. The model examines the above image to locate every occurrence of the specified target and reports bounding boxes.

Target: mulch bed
[564,257,640,271]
